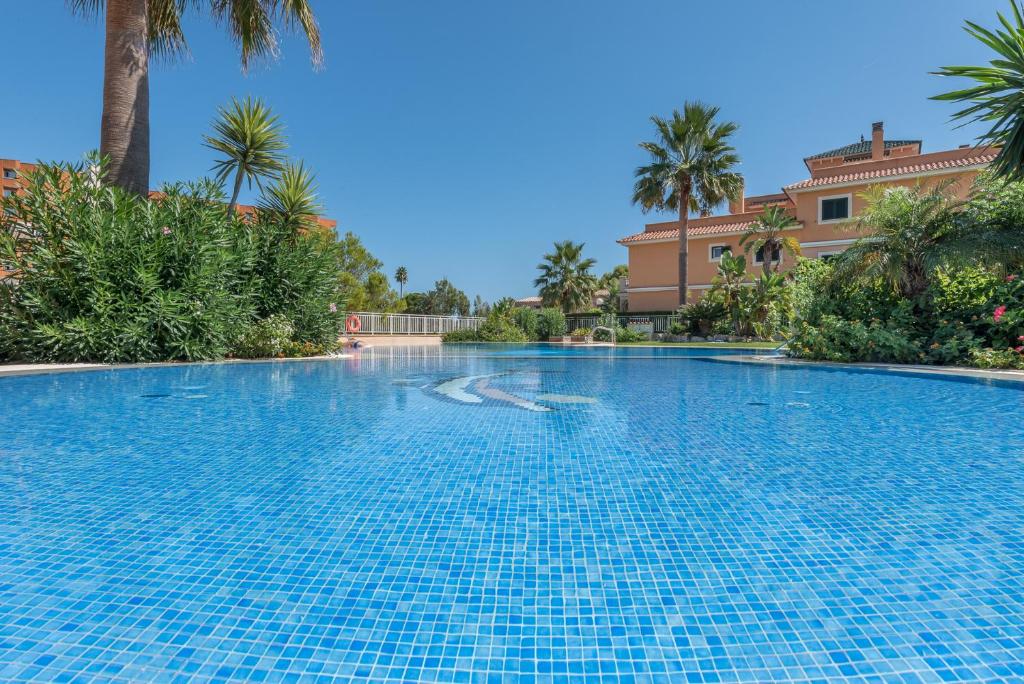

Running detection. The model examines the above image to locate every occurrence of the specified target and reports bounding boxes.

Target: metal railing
[344,312,484,335]
[566,314,678,334]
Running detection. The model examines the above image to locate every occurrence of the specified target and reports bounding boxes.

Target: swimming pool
[1,345,1023,682]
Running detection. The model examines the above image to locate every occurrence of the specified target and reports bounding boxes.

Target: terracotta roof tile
[618,219,764,244]
[805,139,920,161]
[785,153,995,191]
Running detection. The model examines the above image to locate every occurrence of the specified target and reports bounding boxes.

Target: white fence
[344,312,483,335]
[566,314,678,334]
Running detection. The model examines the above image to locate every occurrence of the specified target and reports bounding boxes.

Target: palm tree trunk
[100,0,150,196]
[677,184,691,306]
[227,165,245,217]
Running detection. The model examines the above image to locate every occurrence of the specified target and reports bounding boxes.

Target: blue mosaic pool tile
[0,346,1023,681]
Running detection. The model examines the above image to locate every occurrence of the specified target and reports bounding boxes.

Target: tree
[394,266,408,297]
[599,264,629,289]
[425,279,470,316]
[333,231,403,313]
[740,206,802,275]
[534,241,598,314]
[933,1,1024,179]
[633,102,743,305]
[204,96,287,216]
[835,182,973,301]
[67,0,323,195]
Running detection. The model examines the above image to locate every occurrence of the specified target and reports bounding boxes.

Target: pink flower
[1017,346,1024,353]
[994,305,1007,323]
[1007,275,1018,282]
[1019,335,1024,342]
[161,226,172,236]
[328,303,337,313]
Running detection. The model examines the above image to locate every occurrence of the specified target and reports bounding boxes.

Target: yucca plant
[933,1,1024,179]
[204,96,288,216]
[257,161,322,233]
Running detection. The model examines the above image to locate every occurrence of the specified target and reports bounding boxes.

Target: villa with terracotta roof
[618,122,996,312]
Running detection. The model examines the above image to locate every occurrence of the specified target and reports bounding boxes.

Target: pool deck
[717,353,1024,384]
[0,355,354,379]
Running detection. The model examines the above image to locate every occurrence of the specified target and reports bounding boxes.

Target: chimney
[871,121,884,160]
[728,177,745,214]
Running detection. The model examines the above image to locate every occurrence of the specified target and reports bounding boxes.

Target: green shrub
[234,314,294,358]
[478,317,528,342]
[668,321,687,336]
[536,308,567,339]
[0,161,250,362]
[969,347,1024,369]
[511,307,539,340]
[790,315,922,363]
[441,328,481,343]
[678,297,728,336]
[243,213,344,346]
[0,159,345,363]
[569,327,592,337]
[615,327,648,343]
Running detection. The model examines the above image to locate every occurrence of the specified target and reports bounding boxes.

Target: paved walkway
[717,354,1024,384]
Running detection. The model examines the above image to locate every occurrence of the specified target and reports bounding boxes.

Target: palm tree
[740,205,802,275]
[834,182,972,301]
[709,251,749,335]
[67,0,323,195]
[394,266,408,297]
[204,96,288,217]
[534,241,598,314]
[633,102,743,306]
[933,1,1024,179]
[257,161,321,233]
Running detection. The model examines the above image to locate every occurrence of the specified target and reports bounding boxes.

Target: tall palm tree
[67,0,323,195]
[633,102,743,306]
[933,1,1024,179]
[394,266,408,297]
[204,96,288,217]
[257,161,321,233]
[534,241,598,314]
[739,205,802,275]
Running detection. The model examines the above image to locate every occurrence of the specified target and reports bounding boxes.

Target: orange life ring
[345,314,361,333]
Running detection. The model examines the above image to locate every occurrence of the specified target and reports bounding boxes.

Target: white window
[2,169,16,180]
[818,194,852,223]
[709,244,731,262]
[2,188,15,198]
[753,244,781,265]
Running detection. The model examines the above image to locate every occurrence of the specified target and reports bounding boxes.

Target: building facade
[617,123,996,312]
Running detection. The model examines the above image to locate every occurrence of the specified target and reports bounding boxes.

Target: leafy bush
[0,162,250,362]
[234,314,294,358]
[536,308,567,339]
[569,327,592,337]
[478,316,528,342]
[790,315,922,363]
[0,159,345,363]
[615,327,648,343]
[969,347,1024,369]
[511,307,539,340]
[440,328,481,343]
[677,297,728,336]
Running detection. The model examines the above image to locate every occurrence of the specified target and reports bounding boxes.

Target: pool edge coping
[0,354,355,380]
[710,354,1024,385]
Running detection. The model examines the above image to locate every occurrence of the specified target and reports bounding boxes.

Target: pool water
[1,346,1023,682]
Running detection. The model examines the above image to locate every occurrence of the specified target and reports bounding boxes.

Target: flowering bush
[234,314,294,358]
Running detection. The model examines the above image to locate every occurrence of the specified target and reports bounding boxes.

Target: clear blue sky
[1,1,1004,302]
